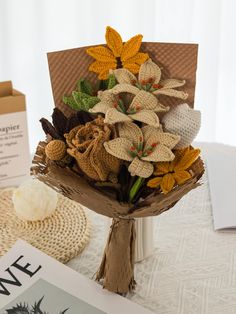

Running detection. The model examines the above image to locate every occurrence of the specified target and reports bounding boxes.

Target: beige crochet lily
[104,122,180,178]
[111,59,188,100]
[89,89,167,127]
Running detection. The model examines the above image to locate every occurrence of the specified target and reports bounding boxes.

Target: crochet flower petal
[121,34,143,61]
[174,148,200,171]
[153,88,188,100]
[123,52,149,66]
[142,144,175,162]
[160,79,186,89]
[105,26,123,57]
[160,173,175,194]
[129,110,159,127]
[124,63,141,74]
[153,162,170,175]
[112,68,137,84]
[128,157,154,178]
[118,122,143,147]
[147,176,163,188]
[89,61,117,73]
[142,125,180,150]
[89,100,112,114]
[138,59,161,84]
[87,46,116,62]
[173,170,191,185]
[129,90,168,112]
[111,83,140,95]
[104,108,132,124]
[104,138,133,162]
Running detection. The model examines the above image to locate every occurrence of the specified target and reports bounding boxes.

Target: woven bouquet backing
[32,42,203,294]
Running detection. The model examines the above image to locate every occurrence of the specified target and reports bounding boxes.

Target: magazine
[0,240,153,314]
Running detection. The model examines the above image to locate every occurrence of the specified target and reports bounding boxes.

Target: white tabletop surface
[67,142,236,314]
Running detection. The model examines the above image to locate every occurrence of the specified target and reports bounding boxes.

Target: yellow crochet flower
[87,26,149,80]
[147,147,200,194]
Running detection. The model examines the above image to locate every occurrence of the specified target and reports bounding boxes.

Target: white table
[68,143,236,314]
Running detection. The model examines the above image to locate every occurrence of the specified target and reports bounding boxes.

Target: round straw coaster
[0,188,90,263]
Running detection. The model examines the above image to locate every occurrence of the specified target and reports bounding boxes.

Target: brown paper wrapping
[32,142,204,293]
[32,42,201,293]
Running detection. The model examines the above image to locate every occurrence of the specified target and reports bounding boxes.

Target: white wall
[0,0,235,151]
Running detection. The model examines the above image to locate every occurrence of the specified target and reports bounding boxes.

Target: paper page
[205,144,236,230]
[0,240,153,314]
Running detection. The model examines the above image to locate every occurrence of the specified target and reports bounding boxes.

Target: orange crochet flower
[87,26,149,80]
[147,147,200,194]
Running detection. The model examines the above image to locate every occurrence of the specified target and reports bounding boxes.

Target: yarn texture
[45,139,67,161]
[162,103,201,148]
[65,116,120,181]
[111,59,188,100]
[104,122,180,178]
[87,26,149,79]
[90,89,168,127]
[147,147,201,193]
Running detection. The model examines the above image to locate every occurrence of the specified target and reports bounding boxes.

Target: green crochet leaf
[82,96,100,110]
[62,95,78,110]
[77,79,94,95]
[107,74,117,89]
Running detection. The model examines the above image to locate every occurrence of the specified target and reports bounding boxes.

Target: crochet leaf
[121,34,143,62]
[77,79,93,95]
[105,26,123,57]
[72,91,99,111]
[82,96,100,110]
[174,148,200,171]
[63,95,78,110]
[107,73,117,89]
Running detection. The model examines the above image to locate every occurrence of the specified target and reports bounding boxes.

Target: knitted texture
[86,26,149,79]
[104,122,180,178]
[0,188,90,263]
[147,147,201,193]
[111,59,188,102]
[65,117,120,181]
[90,89,168,127]
[45,140,67,161]
[162,103,201,148]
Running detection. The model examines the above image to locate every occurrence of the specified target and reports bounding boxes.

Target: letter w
[0,268,21,296]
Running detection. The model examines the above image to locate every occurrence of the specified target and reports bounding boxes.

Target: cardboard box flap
[0,81,13,98]
[47,42,198,117]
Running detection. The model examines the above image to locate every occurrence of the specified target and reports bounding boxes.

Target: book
[0,240,153,314]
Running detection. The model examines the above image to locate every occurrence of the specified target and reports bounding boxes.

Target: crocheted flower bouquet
[32,26,204,294]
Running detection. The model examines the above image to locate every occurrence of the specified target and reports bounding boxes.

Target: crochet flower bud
[45,140,67,161]
[162,103,201,149]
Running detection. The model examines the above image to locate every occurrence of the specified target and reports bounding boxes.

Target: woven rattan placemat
[0,188,90,263]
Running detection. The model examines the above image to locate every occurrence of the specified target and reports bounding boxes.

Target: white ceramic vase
[106,217,154,263]
[134,217,154,262]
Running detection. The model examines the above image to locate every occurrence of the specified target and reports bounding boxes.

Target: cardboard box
[0,81,30,187]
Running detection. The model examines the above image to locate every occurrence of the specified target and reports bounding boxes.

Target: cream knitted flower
[104,122,180,178]
[89,89,167,127]
[111,59,188,100]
